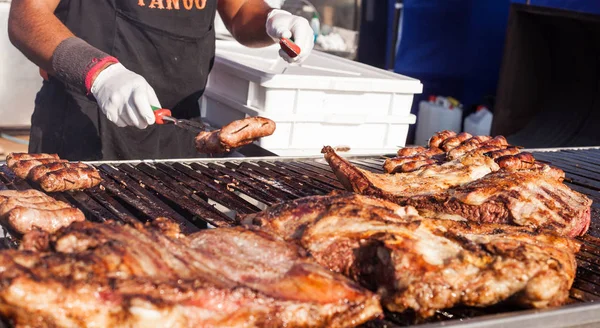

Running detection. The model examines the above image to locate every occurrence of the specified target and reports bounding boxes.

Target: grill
[0,148,600,327]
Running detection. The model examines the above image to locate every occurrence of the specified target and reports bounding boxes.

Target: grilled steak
[405,168,592,237]
[0,219,381,327]
[323,146,591,236]
[244,193,580,318]
[195,117,276,154]
[323,146,499,200]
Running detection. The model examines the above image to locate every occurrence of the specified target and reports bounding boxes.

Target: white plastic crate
[201,90,416,156]
[201,40,422,156]
[206,40,422,117]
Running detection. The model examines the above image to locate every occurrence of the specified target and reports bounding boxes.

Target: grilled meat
[392,159,437,173]
[397,146,428,157]
[0,219,381,327]
[0,198,71,215]
[195,117,276,154]
[485,146,521,160]
[10,159,68,179]
[27,162,89,181]
[405,167,591,237]
[244,193,580,318]
[0,189,53,200]
[447,136,505,160]
[6,207,85,235]
[439,132,473,151]
[323,146,591,236]
[36,167,102,192]
[0,189,84,234]
[6,153,102,192]
[428,130,456,148]
[495,153,541,171]
[323,146,499,201]
[383,155,430,173]
[6,153,59,168]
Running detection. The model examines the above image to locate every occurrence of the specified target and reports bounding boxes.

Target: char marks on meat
[244,193,580,318]
[0,219,381,327]
[323,145,591,236]
[405,168,592,237]
[323,146,498,201]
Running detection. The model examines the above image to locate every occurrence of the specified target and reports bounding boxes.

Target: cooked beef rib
[0,219,381,327]
[243,193,580,318]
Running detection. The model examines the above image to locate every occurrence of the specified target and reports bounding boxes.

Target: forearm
[8,0,74,74]
[218,0,275,48]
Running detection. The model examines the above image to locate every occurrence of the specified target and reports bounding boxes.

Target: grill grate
[0,148,599,327]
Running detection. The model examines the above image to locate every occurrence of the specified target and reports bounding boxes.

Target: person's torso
[32,0,218,160]
[55,0,217,115]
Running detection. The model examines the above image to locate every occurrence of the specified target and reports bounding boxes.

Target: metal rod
[165,162,261,214]
[190,162,278,206]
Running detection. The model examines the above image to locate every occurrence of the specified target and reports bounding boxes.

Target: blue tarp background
[391,0,600,143]
[393,0,510,113]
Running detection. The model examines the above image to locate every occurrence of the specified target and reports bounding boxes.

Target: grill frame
[0,147,599,327]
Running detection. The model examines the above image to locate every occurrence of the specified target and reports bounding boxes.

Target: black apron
[29,0,217,161]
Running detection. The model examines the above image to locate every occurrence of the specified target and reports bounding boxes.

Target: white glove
[266,9,314,64]
[90,63,159,129]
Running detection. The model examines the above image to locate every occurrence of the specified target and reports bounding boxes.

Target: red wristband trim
[84,56,119,94]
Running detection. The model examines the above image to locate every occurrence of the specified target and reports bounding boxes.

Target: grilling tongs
[151,106,212,132]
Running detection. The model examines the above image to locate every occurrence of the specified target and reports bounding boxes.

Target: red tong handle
[279,37,300,58]
[152,106,172,125]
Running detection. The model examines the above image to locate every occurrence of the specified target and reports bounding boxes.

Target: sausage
[5,206,85,234]
[466,144,508,157]
[0,198,72,217]
[428,130,457,149]
[495,153,538,170]
[397,146,444,158]
[391,159,436,173]
[485,147,521,160]
[195,117,276,154]
[397,146,428,157]
[439,132,473,151]
[383,155,429,173]
[0,189,51,199]
[37,167,102,192]
[6,153,59,168]
[482,136,508,148]
[28,162,90,182]
[10,159,67,179]
[446,136,493,160]
[0,196,55,206]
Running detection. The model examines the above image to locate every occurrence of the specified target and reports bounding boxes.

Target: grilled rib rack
[0,148,600,328]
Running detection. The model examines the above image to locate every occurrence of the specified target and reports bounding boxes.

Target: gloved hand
[266,9,314,64]
[90,63,159,129]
